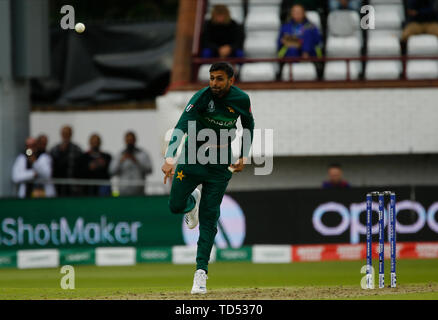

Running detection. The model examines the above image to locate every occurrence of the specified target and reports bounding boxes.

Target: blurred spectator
[78,134,112,197]
[401,0,438,42]
[109,131,153,196]
[329,0,361,11]
[322,164,350,189]
[280,0,324,22]
[12,137,56,198]
[36,134,48,155]
[200,4,245,58]
[50,125,83,197]
[278,4,322,59]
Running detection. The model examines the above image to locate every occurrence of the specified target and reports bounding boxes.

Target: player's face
[210,70,234,97]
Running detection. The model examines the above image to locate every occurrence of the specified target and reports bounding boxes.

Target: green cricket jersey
[165,85,255,164]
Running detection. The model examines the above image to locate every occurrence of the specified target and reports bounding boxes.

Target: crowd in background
[11,125,350,199]
[201,0,438,60]
[12,126,153,199]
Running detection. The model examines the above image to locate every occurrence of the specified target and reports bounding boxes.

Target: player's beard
[211,83,231,98]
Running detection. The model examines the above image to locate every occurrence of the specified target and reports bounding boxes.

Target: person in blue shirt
[277,4,322,59]
[322,164,351,189]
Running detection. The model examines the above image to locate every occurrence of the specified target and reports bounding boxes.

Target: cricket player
[161,62,254,294]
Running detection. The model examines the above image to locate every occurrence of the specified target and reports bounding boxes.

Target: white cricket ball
[75,23,85,34]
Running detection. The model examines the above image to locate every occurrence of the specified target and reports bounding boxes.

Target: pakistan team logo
[207,100,215,113]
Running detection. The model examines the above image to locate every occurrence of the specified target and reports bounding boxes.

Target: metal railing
[21,178,170,197]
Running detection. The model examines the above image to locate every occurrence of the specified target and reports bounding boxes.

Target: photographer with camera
[109,131,153,196]
[12,136,56,198]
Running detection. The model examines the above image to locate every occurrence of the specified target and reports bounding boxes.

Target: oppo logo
[313,201,438,244]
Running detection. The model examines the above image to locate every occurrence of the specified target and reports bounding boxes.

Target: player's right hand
[162,158,176,184]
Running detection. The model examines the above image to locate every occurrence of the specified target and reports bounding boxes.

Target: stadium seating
[367,36,401,57]
[326,10,362,56]
[208,0,241,2]
[240,2,281,81]
[326,36,362,57]
[408,35,438,56]
[240,62,277,82]
[324,10,362,80]
[365,61,402,80]
[363,0,405,80]
[372,4,404,30]
[198,0,438,82]
[197,64,212,83]
[406,60,438,79]
[244,4,281,31]
[369,0,403,4]
[281,63,318,81]
[367,29,403,41]
[366,0,405,40]
[244,30,278,58]
[365,36,402,80]
[407,35,438,79]
[248,0,282,3]
[323,61,361,81]
[306,11,322,31]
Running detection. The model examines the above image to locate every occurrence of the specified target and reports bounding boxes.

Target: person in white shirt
[109,131,153,196]
[12,137,56,198]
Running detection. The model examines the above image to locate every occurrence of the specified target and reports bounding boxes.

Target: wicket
[366,191,397,289]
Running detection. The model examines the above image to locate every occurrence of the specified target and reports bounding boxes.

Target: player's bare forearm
[161,157,176,184]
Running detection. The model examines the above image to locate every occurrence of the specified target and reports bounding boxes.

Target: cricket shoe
[184,188,201,229]
[191,269,208,294]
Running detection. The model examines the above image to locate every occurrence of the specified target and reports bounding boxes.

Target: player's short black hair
[209,62,234,78]
[328,163,342,169]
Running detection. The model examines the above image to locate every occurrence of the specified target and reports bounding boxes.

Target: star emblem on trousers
[176,170,185,181]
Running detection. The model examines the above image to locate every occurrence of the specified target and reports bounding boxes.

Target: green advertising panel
[137,247,172,263]
[0,197,185,250]
[60,249,95,265]
[216,247,252,262]
[0,251,16,268]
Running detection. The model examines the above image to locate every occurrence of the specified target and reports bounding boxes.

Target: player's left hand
[162,158,176,184]
[229,157,247,173]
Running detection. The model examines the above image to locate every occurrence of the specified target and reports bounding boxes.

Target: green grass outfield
[0,259,437,300]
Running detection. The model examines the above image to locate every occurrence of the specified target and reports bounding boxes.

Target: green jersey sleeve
[239,95,255,158]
